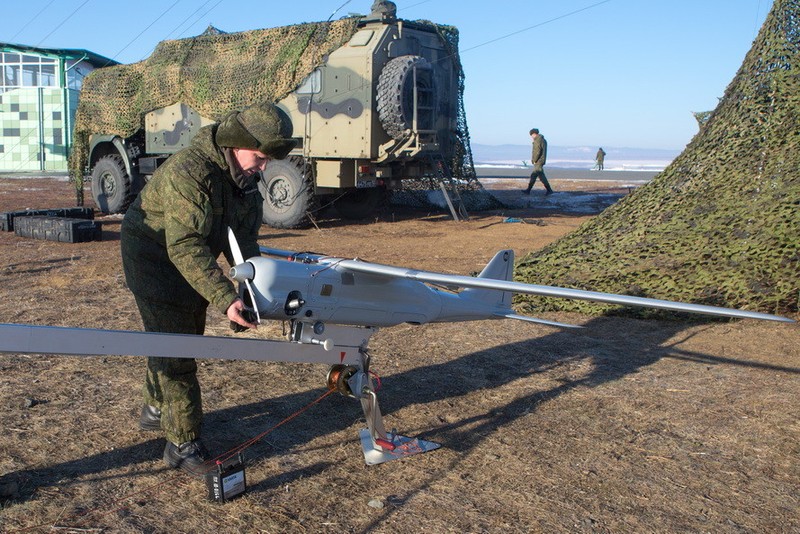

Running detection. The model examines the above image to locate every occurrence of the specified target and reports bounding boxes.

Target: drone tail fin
[460,251,581,329]
[462,249,515,306]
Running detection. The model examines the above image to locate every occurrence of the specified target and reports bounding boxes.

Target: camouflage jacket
[531,135,547,166]
[120,125,263,314]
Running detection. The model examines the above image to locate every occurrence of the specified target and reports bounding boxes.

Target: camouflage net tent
[515,0,799,317]
[68,16,482,204]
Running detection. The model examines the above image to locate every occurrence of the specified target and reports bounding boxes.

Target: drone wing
[335,258,793,323]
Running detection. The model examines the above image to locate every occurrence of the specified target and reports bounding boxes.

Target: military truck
[80,2,471,228]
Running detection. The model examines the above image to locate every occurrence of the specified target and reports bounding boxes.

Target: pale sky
[2,0,771,150]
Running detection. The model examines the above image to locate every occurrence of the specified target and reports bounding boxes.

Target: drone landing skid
[359,429,441,465]
[351,356,441,465]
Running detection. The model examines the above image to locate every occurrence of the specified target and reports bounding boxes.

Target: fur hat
[215,103,296,159]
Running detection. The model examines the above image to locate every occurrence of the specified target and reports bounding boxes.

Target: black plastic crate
[13,216,102,243]
[0,207,94,231]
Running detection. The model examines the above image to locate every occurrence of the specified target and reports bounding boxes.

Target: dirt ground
[0,176,797,533]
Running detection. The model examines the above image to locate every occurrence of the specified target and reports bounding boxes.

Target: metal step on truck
[80,1,471,228]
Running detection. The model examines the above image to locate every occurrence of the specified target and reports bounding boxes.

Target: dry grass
[0,177,797,533]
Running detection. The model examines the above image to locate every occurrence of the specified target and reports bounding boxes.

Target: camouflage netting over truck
[390,19,493,210]
[68,16,484,205]
[68,18,361,196]
[515,0,799,318]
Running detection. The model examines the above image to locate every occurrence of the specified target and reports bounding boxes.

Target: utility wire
[278,0,613,140]
[8,0,58,44]
[106,0,182,64]
[34,0,92,48]
[351,1,613,96]
[327,0,353,22]
[2,0,612,169]
[175,0,227,39]
[753,0,763,40]
[459,0,613,55]
[163,0,220,41]
[133,0,226,62]
[397,0,432,12]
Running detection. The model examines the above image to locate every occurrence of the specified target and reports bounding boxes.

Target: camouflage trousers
[527,166,553,193]
[133,294,206,445]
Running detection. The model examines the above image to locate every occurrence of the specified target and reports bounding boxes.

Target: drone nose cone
[229,262,255,282]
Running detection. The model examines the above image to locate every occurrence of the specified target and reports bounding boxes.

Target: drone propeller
[227,227,261,324]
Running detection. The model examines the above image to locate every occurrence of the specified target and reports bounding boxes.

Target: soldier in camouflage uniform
[120,102,296,476]
[595,147,606,170]
[524,128,553,195]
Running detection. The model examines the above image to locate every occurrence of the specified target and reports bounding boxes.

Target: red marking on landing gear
[340,351,346,363]
[375,438,396,451]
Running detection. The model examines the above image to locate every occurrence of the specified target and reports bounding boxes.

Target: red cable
[10,388,337,532]
[214,388,335,464]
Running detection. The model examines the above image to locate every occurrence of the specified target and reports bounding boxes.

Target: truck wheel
[259,157,313,229]
[91,154,135,214]
[377,55,437,139]
[334,188,385,219]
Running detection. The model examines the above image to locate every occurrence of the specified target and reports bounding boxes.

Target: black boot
[164,440,211,477]
[139,405,161,431]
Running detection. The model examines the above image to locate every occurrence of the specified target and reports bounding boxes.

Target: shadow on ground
[3,316,767,507]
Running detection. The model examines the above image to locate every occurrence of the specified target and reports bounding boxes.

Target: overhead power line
[459,0,613,55]
[753,0,763,39]
[108,0,181,64]
[8,0,58,44]
[174,0,226,40]
[35,0,92,48]
[163,0,220,41]
[327,1,353,22]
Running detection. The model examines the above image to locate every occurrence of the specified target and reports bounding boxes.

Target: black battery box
[13,216,102,243]
[1,207,94,231]
[205,453,246,503]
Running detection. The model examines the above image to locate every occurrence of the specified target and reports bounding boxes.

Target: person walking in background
[595,147,607,170]
[524,128,553,195]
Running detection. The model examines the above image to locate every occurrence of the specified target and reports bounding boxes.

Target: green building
[0,43,115,172]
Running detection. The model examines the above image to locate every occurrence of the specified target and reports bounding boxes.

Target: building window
[4,65,20,86]
[0,52,58,91]
[41,64,56,86]
[66,61,93,91]
[22,64,39,86]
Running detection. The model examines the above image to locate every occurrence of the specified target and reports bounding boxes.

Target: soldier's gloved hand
[230,320,248,333]
[227,298,258,332]
[231,309,258,332]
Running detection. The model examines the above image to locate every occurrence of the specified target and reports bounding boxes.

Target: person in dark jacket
[595,147,607,170]
[120,102,296,476]
[524,128,553,195]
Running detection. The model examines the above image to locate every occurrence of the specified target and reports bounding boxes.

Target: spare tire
[377,55,437,139]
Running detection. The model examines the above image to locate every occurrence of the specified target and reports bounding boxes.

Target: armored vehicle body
[80,2,469,228]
